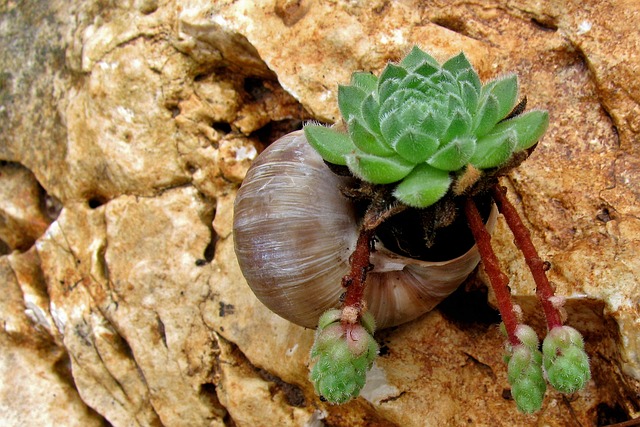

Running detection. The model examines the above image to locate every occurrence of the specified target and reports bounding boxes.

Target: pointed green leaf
[381,100,431,144]
[442,109,473,143]
[350,72,377,93]
[360,312,376,335]
[428,69,458,94]
[400,73,429,92]
[400,46,439,71]
[471,130,517,169]
[446,92,467,113]
[338,85,367,121]
[378,77,402,102]
[304,125,356,165]
[493,109,549,151]
[345,151,414,184]
[379,88,429,118]
[393,164,451,208]
[397,100,429,127]
[428,136,477,171]
[443,52,473,76]
[379,108,402,146]
[418,108,449,140]
[378,63,409,88]
[392,128,439,163]
[459,80,479,112]
[317,309,342,330]
[414,62,439,79]
[348,117,394,156]
[474,93,500,137]
[483,74,518,121]
[361,94,382,135]
[457,68,482,94]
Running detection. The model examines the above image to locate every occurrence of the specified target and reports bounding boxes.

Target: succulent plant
[543,325,591,394]
[234,45,590,414]
[505,325,547,413]
[309,309,378,404]
[304,46,548,207]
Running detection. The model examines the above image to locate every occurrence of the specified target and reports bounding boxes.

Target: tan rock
[0,250,104,426]
[210,0,493,123]
[35,189,226,426]
[0,163,54,252]
[214,334,314,426]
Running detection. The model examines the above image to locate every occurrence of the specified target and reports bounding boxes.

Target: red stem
[464,198,520,346]
[341,227,376,320]
[491,185,563,330]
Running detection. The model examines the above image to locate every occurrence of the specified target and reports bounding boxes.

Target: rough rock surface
[1,0,639,426]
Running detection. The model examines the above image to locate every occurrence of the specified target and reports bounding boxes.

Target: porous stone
[0,163,54,252]
[0,250,103,426]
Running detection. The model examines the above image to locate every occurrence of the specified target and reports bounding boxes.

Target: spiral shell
[233,130,496,329]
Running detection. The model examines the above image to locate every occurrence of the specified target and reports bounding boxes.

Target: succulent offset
[304,46,549,208]
[502,324,591,413]
[542,325,591,394]
[309,310,378,404]
[504,325,547,413]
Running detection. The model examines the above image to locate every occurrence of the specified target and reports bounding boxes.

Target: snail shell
[233,130,496,329]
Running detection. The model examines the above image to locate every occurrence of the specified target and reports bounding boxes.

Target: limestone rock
[1,0,640,426]
[35,189,226,426]
[0,163,56,253]
[0,250,103,426]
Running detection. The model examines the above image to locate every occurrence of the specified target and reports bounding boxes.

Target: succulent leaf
[474,93,501,137]
[392,164,451,208]
[401,73,431,92]
[418,108,450,139]
[361,94,382,134]
[304,125,356,165]
[379,109,405,145]
[414,62,440,80]
[514,324,541,350]
[471,130,517,169]
[443,52,474,77]
[378,78,403,102]
[379,63,410,87]
[459,80,480,112]
[360,312,376,335]
[400,46,440,71]
[484,74,519,122]
[318,309,342,330]
[348,117,394,156]
[442,109,473,144]
[338,85,367,122]
[345,151,414,184]
[496,110,549,151]
[350,72,378,93]
[393,128,440,163]
[428,136,477,171]
[428,70,459,96]
[457,68,482,94]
